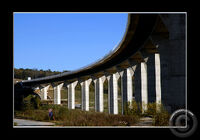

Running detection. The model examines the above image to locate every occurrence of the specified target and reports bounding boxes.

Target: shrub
[143,102,157,117]
[124,101,170,126]
[30,110,48,121]
[124,100,141,116]
[23,94,41,110]
[55,106,69,120]
[153,110,170,126]
[14,122,18,126]
[31,95,41,109]
[23,95,34,110]
[148,103,170,126]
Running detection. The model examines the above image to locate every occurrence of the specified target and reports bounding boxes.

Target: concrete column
[120,67,135,114]
[134,62,148,113]
[107,72,120,114]
[141,62,148,112]
[134,64,141,104]
[80,78,92,111]
[94,76,106,112]
[155,53,162,111]
[67,81,78,109]
[145,55,156,104]
[40,85,50,100]
[53,83,64,105]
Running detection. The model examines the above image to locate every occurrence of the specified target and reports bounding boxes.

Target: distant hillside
[14,68,69,80]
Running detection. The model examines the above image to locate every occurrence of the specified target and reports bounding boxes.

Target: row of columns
[39,53,162,114]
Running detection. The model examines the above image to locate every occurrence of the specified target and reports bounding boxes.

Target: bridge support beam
[134,62,148,113]
[120,67,135,114]
[94,76,106,112]
[53,83,64,105]
[40,85,50,100]
[107,72,120,114]
[67,81,78,109]
[80,79,92,111]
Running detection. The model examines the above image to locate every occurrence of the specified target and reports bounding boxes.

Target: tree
[14,68,65,80]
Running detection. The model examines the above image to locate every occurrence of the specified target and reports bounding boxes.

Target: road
[14,118,55,127]
[135,117,153,126]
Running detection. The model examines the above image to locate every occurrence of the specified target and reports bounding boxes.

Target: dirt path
[14,118,55,127]
[135,117,153,126]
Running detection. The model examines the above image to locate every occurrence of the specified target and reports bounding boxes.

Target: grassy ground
[14,99,170,126]
[16,82,170,126]
[14,104,139,126]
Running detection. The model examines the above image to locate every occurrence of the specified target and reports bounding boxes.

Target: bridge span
[16,13,186,114]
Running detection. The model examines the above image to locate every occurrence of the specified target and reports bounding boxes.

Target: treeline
[14,68,69,80]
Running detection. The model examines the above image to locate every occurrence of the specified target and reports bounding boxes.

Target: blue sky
[14,13,128,72]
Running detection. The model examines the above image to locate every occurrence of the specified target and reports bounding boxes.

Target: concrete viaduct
[18,13,186,114]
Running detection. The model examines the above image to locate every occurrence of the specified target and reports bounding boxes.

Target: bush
[14,84,36,110]
[145,103,170,126]
[23,95,41,110]
[124,101,170,126]
[153,110,170,126]
[124,100,142,116]
[54,106,69,120]
[14,122,18,126]
[143,102,157,117]
[31,95,41,109]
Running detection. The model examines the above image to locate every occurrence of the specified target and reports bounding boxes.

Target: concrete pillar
[94,76,106,112]
[141,62,148,112]
[80,78,92,111]
[155,53,162,111]
[134,64,141,104]
[107,72,120,114]
[67,81,78,109]
[134,62,148,113]
[145,55,156,104]
[120,67,134,114]
[53,83,64,105]
[40,85,50,100]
